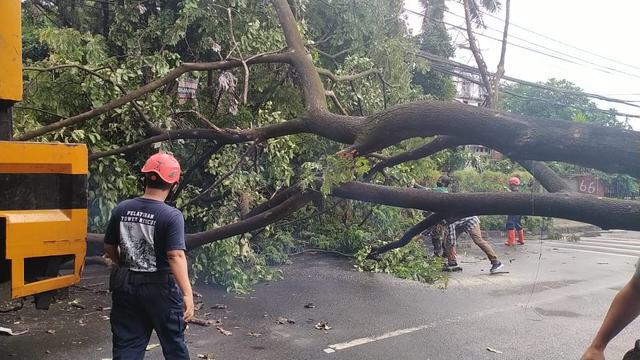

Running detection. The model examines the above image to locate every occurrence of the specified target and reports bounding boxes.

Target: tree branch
[316,67,380,83]
[367,213,444,259]
[325,90,349,115]
[333,182,640,231]
[462,0,493,105]
[182,143,258,207]
[367,136,467,176]
[16,53,293,140]
[25,63,157,130]
[491,0,510,106]
[272,0,327,112]
[88,191,317,250]
[517,160,571,193]
[185,191,317,250]
[88,128,245,160]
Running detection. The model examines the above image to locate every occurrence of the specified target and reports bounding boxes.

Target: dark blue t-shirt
[104,197,185,272]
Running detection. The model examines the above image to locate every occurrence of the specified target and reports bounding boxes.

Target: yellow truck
[0,1,88,309]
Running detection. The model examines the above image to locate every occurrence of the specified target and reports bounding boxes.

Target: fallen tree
[21,0,640,261]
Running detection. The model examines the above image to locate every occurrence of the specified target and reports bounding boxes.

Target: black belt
[127,271,172,285]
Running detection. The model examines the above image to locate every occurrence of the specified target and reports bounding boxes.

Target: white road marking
[323,317,461,353]
[322,273,628,354]
[545,246,638,258]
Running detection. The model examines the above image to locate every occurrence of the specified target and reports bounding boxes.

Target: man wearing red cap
[104,152,193,360]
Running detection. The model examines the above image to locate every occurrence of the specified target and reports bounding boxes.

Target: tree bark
[333,182,640,231]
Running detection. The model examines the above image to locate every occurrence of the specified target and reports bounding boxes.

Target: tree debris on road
[189,317,222,327]
[314,321,332,330]
[276,317,295,324]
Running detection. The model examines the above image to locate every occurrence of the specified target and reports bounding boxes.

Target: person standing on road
[104,152,194,360]
[581,259,640,360]
[419,175,451,258]
[504,176,525,246]
[443,216,504,274]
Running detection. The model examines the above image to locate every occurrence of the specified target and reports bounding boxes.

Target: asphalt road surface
[2,230,640,360]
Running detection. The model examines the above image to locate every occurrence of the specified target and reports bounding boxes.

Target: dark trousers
[110,274,189,360]
[506,215,523,230]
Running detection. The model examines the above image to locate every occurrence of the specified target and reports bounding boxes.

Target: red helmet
[508,177,521,186]
[141,153,181,184]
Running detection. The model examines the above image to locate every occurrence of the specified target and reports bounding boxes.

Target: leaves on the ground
[304,303,316,309]
[314,321,332,330]
[216,326,232,336]
[46,329,56,334]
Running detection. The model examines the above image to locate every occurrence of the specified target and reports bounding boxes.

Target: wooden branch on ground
[367,214,444,259]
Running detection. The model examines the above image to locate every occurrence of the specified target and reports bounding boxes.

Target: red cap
[508,177,521,186]
[141,153,181,184]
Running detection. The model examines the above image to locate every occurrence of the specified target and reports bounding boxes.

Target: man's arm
[104,244,120,266]
[582,275,640,360]
[103,208,120,266]
[167,250,194,321]
[165,212,193,321]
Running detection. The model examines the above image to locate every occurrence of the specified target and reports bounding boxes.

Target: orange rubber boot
[517,229,525,245]
[505,229,516,246]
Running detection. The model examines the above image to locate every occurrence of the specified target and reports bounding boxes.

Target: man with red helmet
[504,176,525,246]
[104,152,193,360]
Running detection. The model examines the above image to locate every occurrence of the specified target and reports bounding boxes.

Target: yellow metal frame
[0,0,23,102]
[0,141,88,299]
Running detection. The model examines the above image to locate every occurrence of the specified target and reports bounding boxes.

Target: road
[2,230,640,359]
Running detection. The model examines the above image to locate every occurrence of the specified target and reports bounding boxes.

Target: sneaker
[489,261,504,274]
[442,262,463,272]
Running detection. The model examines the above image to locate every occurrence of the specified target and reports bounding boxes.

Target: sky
[404,0,640,129]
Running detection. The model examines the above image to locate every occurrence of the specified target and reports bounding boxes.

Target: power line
[429,63,640,119]
[468,5,640,73]
[416,50,640,111]
[438,8,640,79]
[405,7,640,80]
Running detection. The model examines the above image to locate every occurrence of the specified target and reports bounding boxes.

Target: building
[453,78,502,160]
